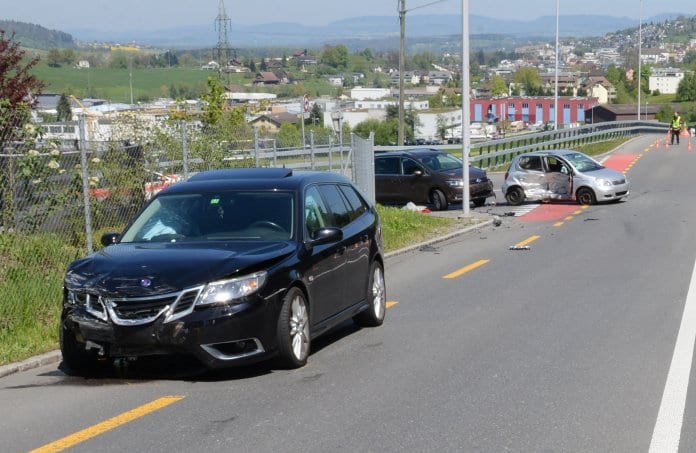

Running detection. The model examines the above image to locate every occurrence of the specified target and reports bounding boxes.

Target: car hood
[65,241,296,296]
[578,166,626,181]
[438,166,488,181]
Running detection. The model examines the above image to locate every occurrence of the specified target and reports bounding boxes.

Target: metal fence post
[328,135,333,171]
[272,139,277,167]
[310,130,315,170]
[254,128,260,167]
[78,114,94,254]
[181,120,189,179]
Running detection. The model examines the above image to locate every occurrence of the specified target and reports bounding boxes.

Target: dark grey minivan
[374,149,494,210]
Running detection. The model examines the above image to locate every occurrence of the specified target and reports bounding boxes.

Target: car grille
[613,178,626,185]
[72,287,202,326]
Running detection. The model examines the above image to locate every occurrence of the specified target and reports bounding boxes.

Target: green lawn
[32,63,252,102]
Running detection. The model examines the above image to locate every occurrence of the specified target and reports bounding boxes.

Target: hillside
[0,20,75,49]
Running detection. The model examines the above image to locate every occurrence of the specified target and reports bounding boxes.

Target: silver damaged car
[502,150,630,206]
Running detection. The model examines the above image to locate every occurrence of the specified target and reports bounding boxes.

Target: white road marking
[649,260,696,452]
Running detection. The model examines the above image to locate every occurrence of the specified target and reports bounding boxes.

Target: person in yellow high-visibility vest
[670,111,683,145]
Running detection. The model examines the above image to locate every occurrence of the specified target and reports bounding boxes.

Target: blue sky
[0,0,692,31]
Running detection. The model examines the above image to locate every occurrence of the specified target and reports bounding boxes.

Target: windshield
[562,152,604,172]
[120,191,295,243]
[418,153,462,171]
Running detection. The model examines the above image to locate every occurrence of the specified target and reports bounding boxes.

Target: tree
[309,103,323,126]
[436,114,448,141]
[490,75,508,97]
[513,67,542,95]
[47,48,62,67]
[411,52,435,71]
[320,45,349,70]
[61,48,77,66]
[676,73,696,102]
[277,123,301,147]
[56,94,72,121]
[0,30,45,144]
[200,76,227,126]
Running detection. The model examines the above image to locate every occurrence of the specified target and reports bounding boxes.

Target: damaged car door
[543,155,572,200]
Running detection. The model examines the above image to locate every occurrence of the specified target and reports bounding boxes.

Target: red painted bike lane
[519,154,635,222]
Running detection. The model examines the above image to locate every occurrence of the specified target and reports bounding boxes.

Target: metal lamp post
[462,0,470,215]
[637,0,643,120]
[554,0,559,130]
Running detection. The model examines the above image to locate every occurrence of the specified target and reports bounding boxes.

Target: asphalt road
[2,133,696,452]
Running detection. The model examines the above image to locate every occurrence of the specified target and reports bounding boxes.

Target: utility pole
[398,0,446,146]
[215,0,232,86]
[398,0,406,147]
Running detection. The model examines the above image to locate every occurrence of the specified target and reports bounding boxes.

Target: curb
[0,350,62,379]
[1,216,493,379]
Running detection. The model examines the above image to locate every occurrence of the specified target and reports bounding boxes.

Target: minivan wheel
[354,262,386,327]
[472,198,486,207]
[276,287,310,368]
[576,187,596,205]
[505,187,525,206]
[431,189,447,211]
[60,323,100,376]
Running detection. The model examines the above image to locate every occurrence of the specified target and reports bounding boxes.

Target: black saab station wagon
[61,168,386,374]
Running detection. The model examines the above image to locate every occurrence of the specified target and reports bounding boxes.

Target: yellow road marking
[581,205,589,210]
[515,235,540,247]
[564,216,573,221]
[573,210,582,215]
[443,259,490,279]
[29,396,185,453]
[386,301,398,309]
[553,221,564,227]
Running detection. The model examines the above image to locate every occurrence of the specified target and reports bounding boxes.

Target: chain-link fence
[1,112,371,256]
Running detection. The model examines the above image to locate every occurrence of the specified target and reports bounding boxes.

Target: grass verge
[377,205,459,252]
[0,233,81,365]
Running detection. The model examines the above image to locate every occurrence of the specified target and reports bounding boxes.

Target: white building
[350,87,391,100]
[414,110,461,141]
[322,108,387,130]
[354,100,429,110]
[649,67,686,94]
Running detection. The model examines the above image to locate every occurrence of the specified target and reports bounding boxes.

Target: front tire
[276,287,310,369]
[354,262,386,327]
[60,323,100,376]
[505,187,525,206]
[472,198,487,208]
[430,189,447,211]
[576,187,596,205]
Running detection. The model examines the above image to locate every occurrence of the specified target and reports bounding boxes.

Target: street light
[637,0,643,120]
[554,0,559,130]
[461,0,470,216]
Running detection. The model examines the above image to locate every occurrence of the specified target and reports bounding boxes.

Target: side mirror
[412,170,423,177]
[100,233,121,246]
[306,227,343,248]
[560,166,569,175]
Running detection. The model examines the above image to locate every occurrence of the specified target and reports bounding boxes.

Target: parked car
[374,149,495,210]
[501,149,630,206]
[60,168,386,374]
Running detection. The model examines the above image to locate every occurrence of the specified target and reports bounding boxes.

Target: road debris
[508,245,531,250]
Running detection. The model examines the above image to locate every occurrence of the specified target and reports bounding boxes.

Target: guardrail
[376,120,669,170]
